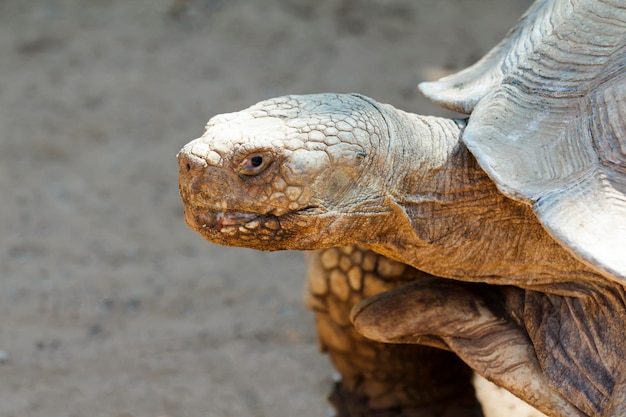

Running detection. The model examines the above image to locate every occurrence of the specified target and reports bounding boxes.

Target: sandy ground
[0,1,547,416]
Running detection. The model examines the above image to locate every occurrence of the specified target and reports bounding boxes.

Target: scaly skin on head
[178,94,397,251]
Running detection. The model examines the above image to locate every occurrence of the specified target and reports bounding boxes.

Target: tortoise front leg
[305,247,483,417]
[351,279,586,417]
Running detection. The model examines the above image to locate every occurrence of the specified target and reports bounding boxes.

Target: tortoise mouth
[184,205,322,245]
[186,209,279,234]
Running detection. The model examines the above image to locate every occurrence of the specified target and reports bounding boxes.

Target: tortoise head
[177,94,393,250]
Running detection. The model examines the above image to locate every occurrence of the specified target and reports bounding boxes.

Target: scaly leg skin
[351,279,587,417]
[306,246,483,417]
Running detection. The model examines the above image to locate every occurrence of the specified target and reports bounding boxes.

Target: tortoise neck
[369,106,599,287]
[376,105,490,211]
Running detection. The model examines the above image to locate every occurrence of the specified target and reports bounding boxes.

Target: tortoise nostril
[178,150,208,175]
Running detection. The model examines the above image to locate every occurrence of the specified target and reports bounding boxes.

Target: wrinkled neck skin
[366,102,602,290]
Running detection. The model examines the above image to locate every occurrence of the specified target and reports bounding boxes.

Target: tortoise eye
[250,156,263,167]
[238,152,271,176]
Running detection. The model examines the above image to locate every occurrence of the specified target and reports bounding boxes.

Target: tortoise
[177,0,626,416]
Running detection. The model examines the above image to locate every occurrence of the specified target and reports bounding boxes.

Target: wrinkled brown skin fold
[352,277,626,417]
[306,246,483,417]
